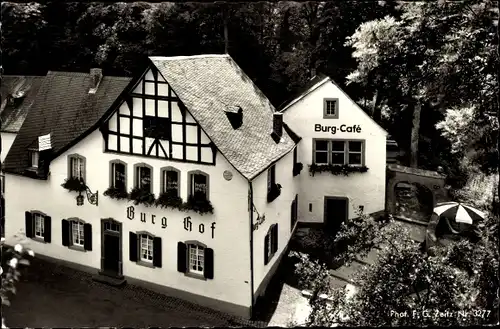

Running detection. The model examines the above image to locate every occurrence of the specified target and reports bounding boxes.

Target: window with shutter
[264,224,279,265]
[34,213,44,238]
[177,242,187,273]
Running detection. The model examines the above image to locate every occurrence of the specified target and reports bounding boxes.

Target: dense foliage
[2,1,497,188]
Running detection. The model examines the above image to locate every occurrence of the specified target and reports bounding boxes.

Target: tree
[1,237,35,329]
[297,215,499,326]
[346,0,498,175]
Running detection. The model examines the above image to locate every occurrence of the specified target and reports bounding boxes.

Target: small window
[162,168,180,196]
[140,234,154,262]
[111,161,127,191]
[34,213,45,238]
[143,115,171,140]
[323,98,339,119]
[135,165,152,191]
[267,165,276,193]
[30,151,39,168]
[264,224,279,265]
[190,172,209,200]
[25,211,51,243]
[71,220,85,247]
[188,243,205,275]
[68,154,86,180]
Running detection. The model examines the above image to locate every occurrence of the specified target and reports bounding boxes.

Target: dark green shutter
[264,234,269,265]
[177,242,187,272]
[25,211,33,238]
[61,219,70,246]
[153,237,162,268]
[272,224,279,254]
[129,232,138,262]
[83,223,92,251]
[204,248,214,279]
[44,216,51,243]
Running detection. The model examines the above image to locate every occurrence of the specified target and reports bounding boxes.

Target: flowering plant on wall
[155,188,184,209]
[308,164,369,177]
[182,191,214,215]
[61,177,87,192]
[293,162,304,176]
[128,186,156,207]
[103,186,130,200]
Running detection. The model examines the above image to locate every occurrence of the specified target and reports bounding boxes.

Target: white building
[279,74,387,233]
[3,55,301,318]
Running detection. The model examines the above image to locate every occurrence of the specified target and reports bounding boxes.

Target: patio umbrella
[433,201,486,225]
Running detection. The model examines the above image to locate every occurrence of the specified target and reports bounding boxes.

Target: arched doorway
[394,182,434,222]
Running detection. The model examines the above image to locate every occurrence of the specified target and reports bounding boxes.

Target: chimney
[310,67,317,79]
[273,112,283,137]
[89,68,103,94]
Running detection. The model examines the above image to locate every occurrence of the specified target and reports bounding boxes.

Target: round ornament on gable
[223,170,233,181]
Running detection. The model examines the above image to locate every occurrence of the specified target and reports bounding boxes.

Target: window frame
[133,163,153,192]
[33,212,45,239]
[323,98,339,119]
[265,224,278,264]
[67,154,86,181]
[185,240,207,279]
[109,160,127,191]
[29,149,39,168]
[188,170,210,200]
[160,166,181,196]
[67,217,86,250]
[139,233,154,263]
[26,210,50,244]
[312,139,365,166]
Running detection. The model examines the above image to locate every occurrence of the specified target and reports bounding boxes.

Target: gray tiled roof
[3,71,131,174]
[1,76,45,133]
[150,55,296,180]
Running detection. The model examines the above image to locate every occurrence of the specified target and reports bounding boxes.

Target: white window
[140,234,153,262]
[71,220,84,246]
[323,99,339,118]
[314,140,364,166]
[34,213,44,238]
[188,244,205,275]
[31,151,39,168]
[70,156,84,179]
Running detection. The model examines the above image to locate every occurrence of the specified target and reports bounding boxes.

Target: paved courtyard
[3,256,267,328]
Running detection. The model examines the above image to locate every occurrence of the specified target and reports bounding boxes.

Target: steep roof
[149,54,296,180]
[1,76,45,133]
[3,71,131,175]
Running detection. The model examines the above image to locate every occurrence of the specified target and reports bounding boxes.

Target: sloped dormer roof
[3,71,131,175]
[149,54,297,180]
[0,76,45,133]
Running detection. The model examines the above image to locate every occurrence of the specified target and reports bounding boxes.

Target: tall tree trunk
[372,88,382,122]
[410,100,421,168]
[223,6,229,54]
[496,0,500,215]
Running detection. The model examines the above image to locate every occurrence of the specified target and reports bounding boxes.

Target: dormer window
[29,150,39,168]
[323,98,339,119]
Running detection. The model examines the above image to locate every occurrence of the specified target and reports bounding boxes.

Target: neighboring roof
[3,71,131,175]
[150,54,296,180]
[278,74,388,136]
[1,76,45,133]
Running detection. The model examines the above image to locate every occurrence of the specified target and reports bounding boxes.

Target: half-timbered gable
[104,67,216,164]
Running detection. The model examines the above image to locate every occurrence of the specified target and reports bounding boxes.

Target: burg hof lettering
[315,124,362,135]
[126,206,216,239]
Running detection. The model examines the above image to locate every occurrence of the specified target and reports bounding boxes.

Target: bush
[61,177,86,192]
[155,189,183,209]
[128,187,155,206]
[103,186,129,200]
[454,172,499,212]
